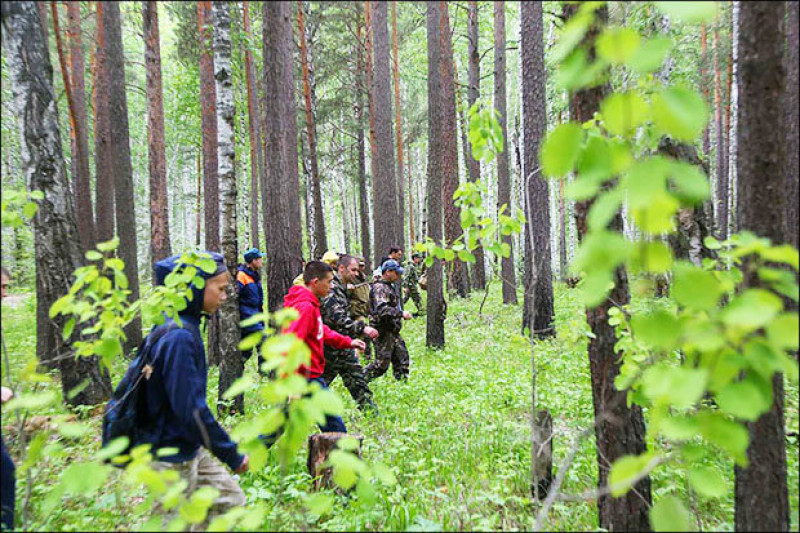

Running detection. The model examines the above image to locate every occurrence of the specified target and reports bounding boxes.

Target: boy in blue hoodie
[237,247,265,372]
[141,253,248,527]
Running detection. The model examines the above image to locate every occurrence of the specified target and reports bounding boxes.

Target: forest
[0,0,798,531]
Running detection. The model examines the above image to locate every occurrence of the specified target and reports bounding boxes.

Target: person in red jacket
[282,260,366,433]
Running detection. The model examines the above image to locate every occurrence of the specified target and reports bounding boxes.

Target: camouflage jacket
[403,262,420,289]
[321,274,365,339]
[370,279,403,334]
[348,273,371,320]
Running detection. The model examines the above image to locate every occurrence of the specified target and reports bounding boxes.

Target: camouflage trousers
[403,287,423,314]
[321,348,375,409]
[365,332,409,382]
[152,448,246,531]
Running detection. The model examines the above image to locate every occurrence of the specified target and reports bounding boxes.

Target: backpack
[101,323,176,465]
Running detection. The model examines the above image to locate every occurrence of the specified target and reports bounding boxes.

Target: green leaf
[655,1,718,23]
[22,202,38,219]
[371,462,397,486]
[62,317,76,341]
[85,250,103,262]
[222,375,255,400]
[652,86,707,142]
[632,240,674,273]
[660,415,699,441]
[587,189,623,231]
[96,237,120,252]
[238,331,264,351]
[304,494,334,517]
[672,262,723,311]
[697,412,749,465]
[608,452,656,497]
[716,376,772,421]
[93,337,122,360]
[650,495,693,532]
[688,466,726,499]
[627,37,672,73]
[641,365,708,409]
[576,135,613,182]
[767,313,800,351]
[550,11,593,64]
[600,92,649,137]
[668,161,711,204]
[721,288,783,333]
[631,310,682,350]
[632,191,679,234]
[760,244,799,270]
[4,390,58,411]
[597,27,641,64]
[96,437,130,462]
[541,123,583,178]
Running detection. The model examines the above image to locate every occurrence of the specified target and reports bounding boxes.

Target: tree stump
[531,409,553,499]
[307,432,363,491]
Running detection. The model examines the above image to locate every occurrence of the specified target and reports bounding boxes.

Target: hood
[284,284,319,309]
[238,263,261,281]
[154,252,227,318]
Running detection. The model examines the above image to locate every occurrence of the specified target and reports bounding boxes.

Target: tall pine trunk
[392,2,406,250]
[713,21,728,240]
[63,2,95,252]
[734,3,789,530]
[103,1,142,351]
[298,1,327,259]
[521,2,553,339]
[262,2,303,312]
[2,0,111,406]
[700,23,711,160]
[212,1,242,416]
[564,5,652,530]
[785,0,799,248]
[439,2,468,298]
[467,0,486,290]
[425,1,445,348]
[494,2,517,305]
[143,1,172,268]
[355,9,372,270]
[93,2,114,245]
[243,2,263,250]
[370,1,400,265]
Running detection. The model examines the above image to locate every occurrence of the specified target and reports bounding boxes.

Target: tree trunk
[521,1,553,340]
[408,136,415,246]
[262,1,303,312]
[61,2,95,252]
[143,1,172,268]
[564,4,653,530]
[425,1,445,349]
[196,150,202,247]
[439,2,468,298]
[784,0,799,248]
[298,1,327,260]
[2,0,111,406]
[365,0,378,261]
[243,2,262,250]
[93,1,114,245]
[494,2,517,305]
[198,1,219,251]
[558,177,567,279]
[355,11,372,270]
[700,23,711,160]
[734,4,790,530]
[370,1,400,266]
[713,21,728,240]
[103,1,142,351]
[392,2,406,250]
[467,0,486,290]
[211,1,242,416]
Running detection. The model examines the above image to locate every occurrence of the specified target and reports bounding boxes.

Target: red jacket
[283,285,353,378]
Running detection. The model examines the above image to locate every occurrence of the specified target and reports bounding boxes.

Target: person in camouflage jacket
[365,260,412,382]
[348,257,373,361]
[403,253,424,316]
[321,255,379,410]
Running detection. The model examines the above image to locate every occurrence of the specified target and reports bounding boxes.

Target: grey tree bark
[494,2,517,305]
[734,3,790,530]
[354,7,372,270]
[521,1,554,340]
[262,2,303,312]
[784,1,799,248]
[466,0,486,290]
[103,1,142,351]
[425,1,445,349]
[2,0,111,406]
[370,1,400,265]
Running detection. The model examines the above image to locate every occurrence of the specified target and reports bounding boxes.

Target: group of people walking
[0,245,426,530]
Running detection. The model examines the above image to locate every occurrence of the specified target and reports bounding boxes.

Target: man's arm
[321,287,365,337]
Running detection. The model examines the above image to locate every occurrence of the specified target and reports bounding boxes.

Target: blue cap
[381,259,405,275]
[244,247,265,263]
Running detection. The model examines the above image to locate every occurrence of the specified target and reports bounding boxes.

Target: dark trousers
[1,435,15,531]
[259,377,346,448]
[321,349,374,409]
[365,332,409,381]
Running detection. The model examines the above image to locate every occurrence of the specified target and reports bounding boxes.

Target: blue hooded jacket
[236,264,264,335]
[137,252,244,471]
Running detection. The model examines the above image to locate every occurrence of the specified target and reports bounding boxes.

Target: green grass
[1,283,797,531]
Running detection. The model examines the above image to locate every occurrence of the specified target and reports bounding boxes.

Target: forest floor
[1,283,798,531]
